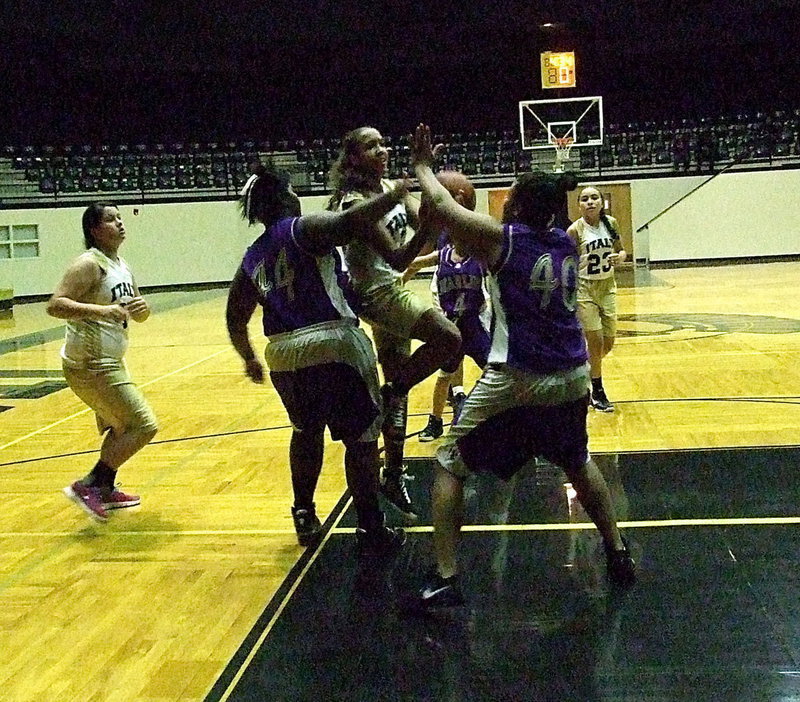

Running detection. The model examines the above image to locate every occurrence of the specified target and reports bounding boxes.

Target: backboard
[518,95,604,150]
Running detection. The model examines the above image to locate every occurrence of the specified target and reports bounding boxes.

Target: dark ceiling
[1,1,798,144]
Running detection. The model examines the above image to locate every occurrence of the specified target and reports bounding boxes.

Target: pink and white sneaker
[102,487,141,510]
[63,481,108,522]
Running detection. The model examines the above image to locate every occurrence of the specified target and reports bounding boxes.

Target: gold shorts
[359,281,435,356]
[63,360,158,435]
[577,277,617,336]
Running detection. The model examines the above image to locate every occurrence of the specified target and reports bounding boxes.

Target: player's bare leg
[289,428,324,545]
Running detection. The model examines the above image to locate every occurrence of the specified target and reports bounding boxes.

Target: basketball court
[2,258,800,700]
[209,449,800,702]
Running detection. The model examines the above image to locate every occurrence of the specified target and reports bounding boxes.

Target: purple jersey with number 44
[487,223,588,373]
[241,217,357,337]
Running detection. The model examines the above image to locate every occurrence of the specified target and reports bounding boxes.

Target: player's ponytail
[600,212,620,241]
[239,163,265,224]
[556,172,579,196]
[504,170,578,227]
[239,162,294,227]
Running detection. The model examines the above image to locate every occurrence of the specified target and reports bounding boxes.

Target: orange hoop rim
[554,137,575,149]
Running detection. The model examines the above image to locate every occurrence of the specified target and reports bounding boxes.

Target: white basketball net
[553,137,574,173]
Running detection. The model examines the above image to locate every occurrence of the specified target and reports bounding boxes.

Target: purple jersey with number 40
[487,223,588,373]
[241,217,357,337]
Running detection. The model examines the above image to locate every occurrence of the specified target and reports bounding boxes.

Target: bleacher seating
[2,108,799,202]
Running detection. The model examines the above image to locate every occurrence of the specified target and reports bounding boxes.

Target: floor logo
[617,313,800,342]
[0,370,67,400]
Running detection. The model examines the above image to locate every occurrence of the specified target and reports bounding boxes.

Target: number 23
[587,251,612,276]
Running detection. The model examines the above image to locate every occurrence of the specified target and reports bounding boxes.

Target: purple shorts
[455,396,589,480]
[441,313,491,373]
[271,362,380,443]
[437,363,591,479]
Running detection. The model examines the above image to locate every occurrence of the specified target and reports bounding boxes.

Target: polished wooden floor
[1,262,799,701]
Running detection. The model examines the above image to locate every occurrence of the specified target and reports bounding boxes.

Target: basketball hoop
[552,137,574,173]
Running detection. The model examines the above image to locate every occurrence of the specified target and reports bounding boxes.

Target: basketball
[436,170,476,211]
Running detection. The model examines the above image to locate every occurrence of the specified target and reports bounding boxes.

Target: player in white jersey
[327,127,461,522]
[47,202,158,522]
[567,187,627,412]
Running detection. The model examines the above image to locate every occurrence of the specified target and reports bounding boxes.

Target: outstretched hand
[409,124,436,169]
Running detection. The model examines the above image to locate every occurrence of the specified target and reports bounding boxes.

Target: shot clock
[540,51,576,89]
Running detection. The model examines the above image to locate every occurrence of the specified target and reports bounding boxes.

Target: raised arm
[410,124,504,266]
[403,250,439,283]
[297,180,411,256]
[403,191,421,230]
[361,208,437,272]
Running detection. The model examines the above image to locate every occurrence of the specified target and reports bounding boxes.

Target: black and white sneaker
[292,505,322,547]
[380,471,419,522]
[419,415,444,442]
[356,525,407,557]
[591,388,615,413]
[419,573,464,609]
[606,538,636,588]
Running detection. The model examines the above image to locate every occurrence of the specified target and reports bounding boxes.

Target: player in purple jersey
[431,238,490,419]
[406,173,490,441]
[408,125,636,607]
[226,163,409,556]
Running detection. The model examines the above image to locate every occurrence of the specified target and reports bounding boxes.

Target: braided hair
[600,212,620,242]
